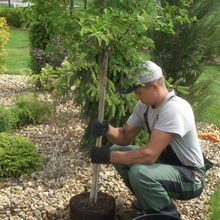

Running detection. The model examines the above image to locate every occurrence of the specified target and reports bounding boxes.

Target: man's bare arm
[106,123,142,146]
[110,129,173,165]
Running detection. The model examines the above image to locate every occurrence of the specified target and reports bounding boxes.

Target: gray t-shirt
[127,90,204,168]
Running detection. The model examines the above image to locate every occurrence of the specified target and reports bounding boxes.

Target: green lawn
[0,3,13,8]
[5,28,31,75]
[199,63,220,127]
[210,181,220,220]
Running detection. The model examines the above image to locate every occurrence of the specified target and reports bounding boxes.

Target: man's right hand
[91,119,109,137]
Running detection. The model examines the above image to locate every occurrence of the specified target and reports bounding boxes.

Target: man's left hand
[90,146,111,164]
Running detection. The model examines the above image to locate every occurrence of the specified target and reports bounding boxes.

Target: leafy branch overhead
[27,0,194,147]
[62,0,193,56]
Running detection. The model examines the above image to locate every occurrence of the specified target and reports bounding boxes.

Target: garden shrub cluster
[0,93,53,132]
[0,17,9,73]
[12,93,54,127]
[0,8,24,28]
[24,0,66,75]
[0,94,53,177]
[0,132,43,177]
[0,104,16,132]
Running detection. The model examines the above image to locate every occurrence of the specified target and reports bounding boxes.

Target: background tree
[150,0,220,121]
[24,0,69,75]
[151,0,220,86]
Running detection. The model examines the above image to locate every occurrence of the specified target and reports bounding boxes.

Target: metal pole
[8,0,11,8]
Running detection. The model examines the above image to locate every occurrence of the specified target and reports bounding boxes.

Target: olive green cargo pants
[110,145,205,215]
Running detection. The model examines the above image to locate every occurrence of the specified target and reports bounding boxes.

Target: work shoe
[131,199,144,211]
[115,196,127,212]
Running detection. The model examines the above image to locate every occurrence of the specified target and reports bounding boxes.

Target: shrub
[182,79,216,122]
[0,17,9,73]
[26,0,66,74]
[30,60,74,92]
[11,93,53,127]
[0,132,43,177]
[30,36,66,81]
[151,0,220,86]
[29,23,50,74]
[0,8,24,28]
[0,104,17,132]
[30,63,58,91]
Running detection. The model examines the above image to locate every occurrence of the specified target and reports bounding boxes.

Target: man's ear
[151,82,159,90]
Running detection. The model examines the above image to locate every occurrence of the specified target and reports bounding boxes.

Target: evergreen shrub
[26,0,66,74]
[0,104,16,132]
[182,79,216,122]
[11,93,53,127]
[0,132,43,177]
[29,23,49,74]
[0,8,24,28]
[151,0,220,86]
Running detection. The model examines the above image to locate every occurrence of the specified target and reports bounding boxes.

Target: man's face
[134,85,157,106]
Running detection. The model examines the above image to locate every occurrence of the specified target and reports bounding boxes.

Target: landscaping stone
[0,74,220,220]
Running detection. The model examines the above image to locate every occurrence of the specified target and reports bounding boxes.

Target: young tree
[51,0,193,148]
[26,0,195,147]
[27,0,193,204]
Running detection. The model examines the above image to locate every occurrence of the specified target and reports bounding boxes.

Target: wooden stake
[89,48,108,204]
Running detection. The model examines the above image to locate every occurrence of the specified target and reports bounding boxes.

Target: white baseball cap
[119,61,163,94]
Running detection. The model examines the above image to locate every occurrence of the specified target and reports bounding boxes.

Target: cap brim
[118,85,140,94]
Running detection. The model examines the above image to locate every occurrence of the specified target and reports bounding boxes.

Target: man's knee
[110,144,140,152]
[128,164,153,190]
[109,144,121,151]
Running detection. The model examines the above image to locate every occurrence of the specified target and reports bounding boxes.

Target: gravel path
[0,74,219,220]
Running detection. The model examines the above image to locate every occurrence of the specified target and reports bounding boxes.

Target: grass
[0,3,17,8]
[209,181,220,220]
[199,63,220,127]
[4,28,31,75]
[0,4,13,8]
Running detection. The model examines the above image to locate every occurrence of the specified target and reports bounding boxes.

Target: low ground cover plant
[0,93,53,132]
[0,132,43,177]
[0,104,16,132]
[0,94,51,177]
[12,93,53,127]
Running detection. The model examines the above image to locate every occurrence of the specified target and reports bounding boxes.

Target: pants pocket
[174,166,204,200]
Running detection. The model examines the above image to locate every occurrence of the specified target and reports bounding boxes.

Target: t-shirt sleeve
[127,101,146,128]
[154,102,193,137]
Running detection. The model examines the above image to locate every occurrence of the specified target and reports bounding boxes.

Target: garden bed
[0,74,219,220]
